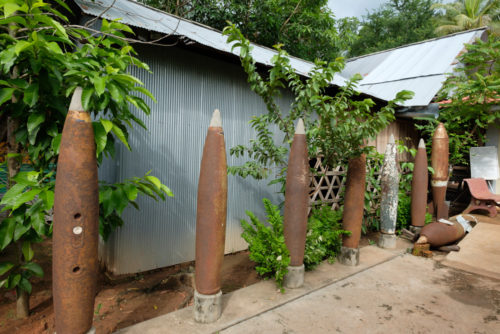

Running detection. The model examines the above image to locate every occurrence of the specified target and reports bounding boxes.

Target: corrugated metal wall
[100,45,294,275]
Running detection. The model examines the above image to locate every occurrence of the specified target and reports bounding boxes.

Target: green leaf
[0,262,14,276]
[21,262,43,277]
[92,122,107,156]
[46,41,63,55]
[82,87,94,111]
[94,76,106,96]
[100,119,114,134]
[22,241,34,262]
[133,86,156,102]
[30,211,46,237]
[14,40,31,55]
[111,124,130,150]
[27,113,45,145]
[13,171,39,186]
[111,187,129,215]
[123,183,138,201]
[145,175,161,190]
[51,134,62,155]
[160,184,174,197]
[0,183,26,209]
[4,3,20,18]
[40,190,54,211]
[13,223,30,242]
[108,82,124,103]
[0,87,14,106]
[18,277,32,294]
[9,274,21,289]
[0,218,16,250]
[50,18,68,39]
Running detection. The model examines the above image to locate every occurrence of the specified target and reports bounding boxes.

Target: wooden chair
[463,178,500,217]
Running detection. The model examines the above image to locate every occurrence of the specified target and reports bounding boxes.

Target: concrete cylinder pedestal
[284,264,305,289]
[338,246,360,266]
[194,290,222,323]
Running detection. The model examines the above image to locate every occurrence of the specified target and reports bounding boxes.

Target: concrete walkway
[118,239,500,334]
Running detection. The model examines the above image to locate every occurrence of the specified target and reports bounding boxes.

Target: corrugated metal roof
[73,0,485,107]
[73,0,347,87]
[342,28,487,107]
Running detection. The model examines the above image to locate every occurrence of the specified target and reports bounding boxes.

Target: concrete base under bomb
[194,290,222,323]
[338,246,360,266]
[284,264,305,289]
[378,233,397,249]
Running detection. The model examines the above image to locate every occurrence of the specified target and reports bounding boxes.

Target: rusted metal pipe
[283,119,309,288]
[379,135,399,249]
[411,139,428,228]
[431,123,449,220]
[194,109,227,323]
[53,87,99,334]
[283,119,309,267]
[339,153,366,265]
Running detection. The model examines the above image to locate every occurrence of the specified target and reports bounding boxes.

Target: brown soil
[0,240,260,334]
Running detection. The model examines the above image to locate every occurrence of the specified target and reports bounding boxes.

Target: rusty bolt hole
[72,266,81,273]
[74,213,81,219]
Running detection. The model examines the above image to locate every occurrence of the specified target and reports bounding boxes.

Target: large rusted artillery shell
[431,123,449,219]
[53,87,99,334]
[195,109,228,295]
[283,119,309,266]
[419,221,465,247]
[411,139,429,227]
[380,135,399,235]
[342,154,367,249]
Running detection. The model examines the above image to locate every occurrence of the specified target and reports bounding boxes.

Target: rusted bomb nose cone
[417,220,465,247]
[411,139,429,230]
[378,135,399,249]
[194,109,227,323]
[53,87,99,334]
[283,119,309,288]
[431,123,449,220]
[339,153,367,266]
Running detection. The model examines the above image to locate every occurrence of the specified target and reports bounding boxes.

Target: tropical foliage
[348,0,438,57]
[432,0,500,35]
[241,199,348,289]
[141,0,356,61]
[223,24,412,185]
[0,0,172,317]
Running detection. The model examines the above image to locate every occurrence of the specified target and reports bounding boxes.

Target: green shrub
[397,192,411,230]
[240,199,291,289]
[304,206,349,270]
[241,199,349,289]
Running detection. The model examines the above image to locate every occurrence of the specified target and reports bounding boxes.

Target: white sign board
[470,146,499,180]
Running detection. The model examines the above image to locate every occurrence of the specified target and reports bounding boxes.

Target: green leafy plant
[240,198,290,290]
[223,24,413,188]
[363,150,384,233]
[0,0,172,317]
[304,206,349,270]
[241,199,350,289]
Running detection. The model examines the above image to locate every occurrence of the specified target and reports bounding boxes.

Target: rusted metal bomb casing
[342,153,367,249]
[283,119,309,266]
[411,139,429,227]
[53,87,99,334]
[195,109,228,295]
[380,135,399,235]
[431,123,449,219]
[419,221,465,247]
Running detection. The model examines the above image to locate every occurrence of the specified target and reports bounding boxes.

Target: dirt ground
[0,239,260,334]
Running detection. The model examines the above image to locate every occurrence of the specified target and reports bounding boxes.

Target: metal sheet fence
[99,45,293,274]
